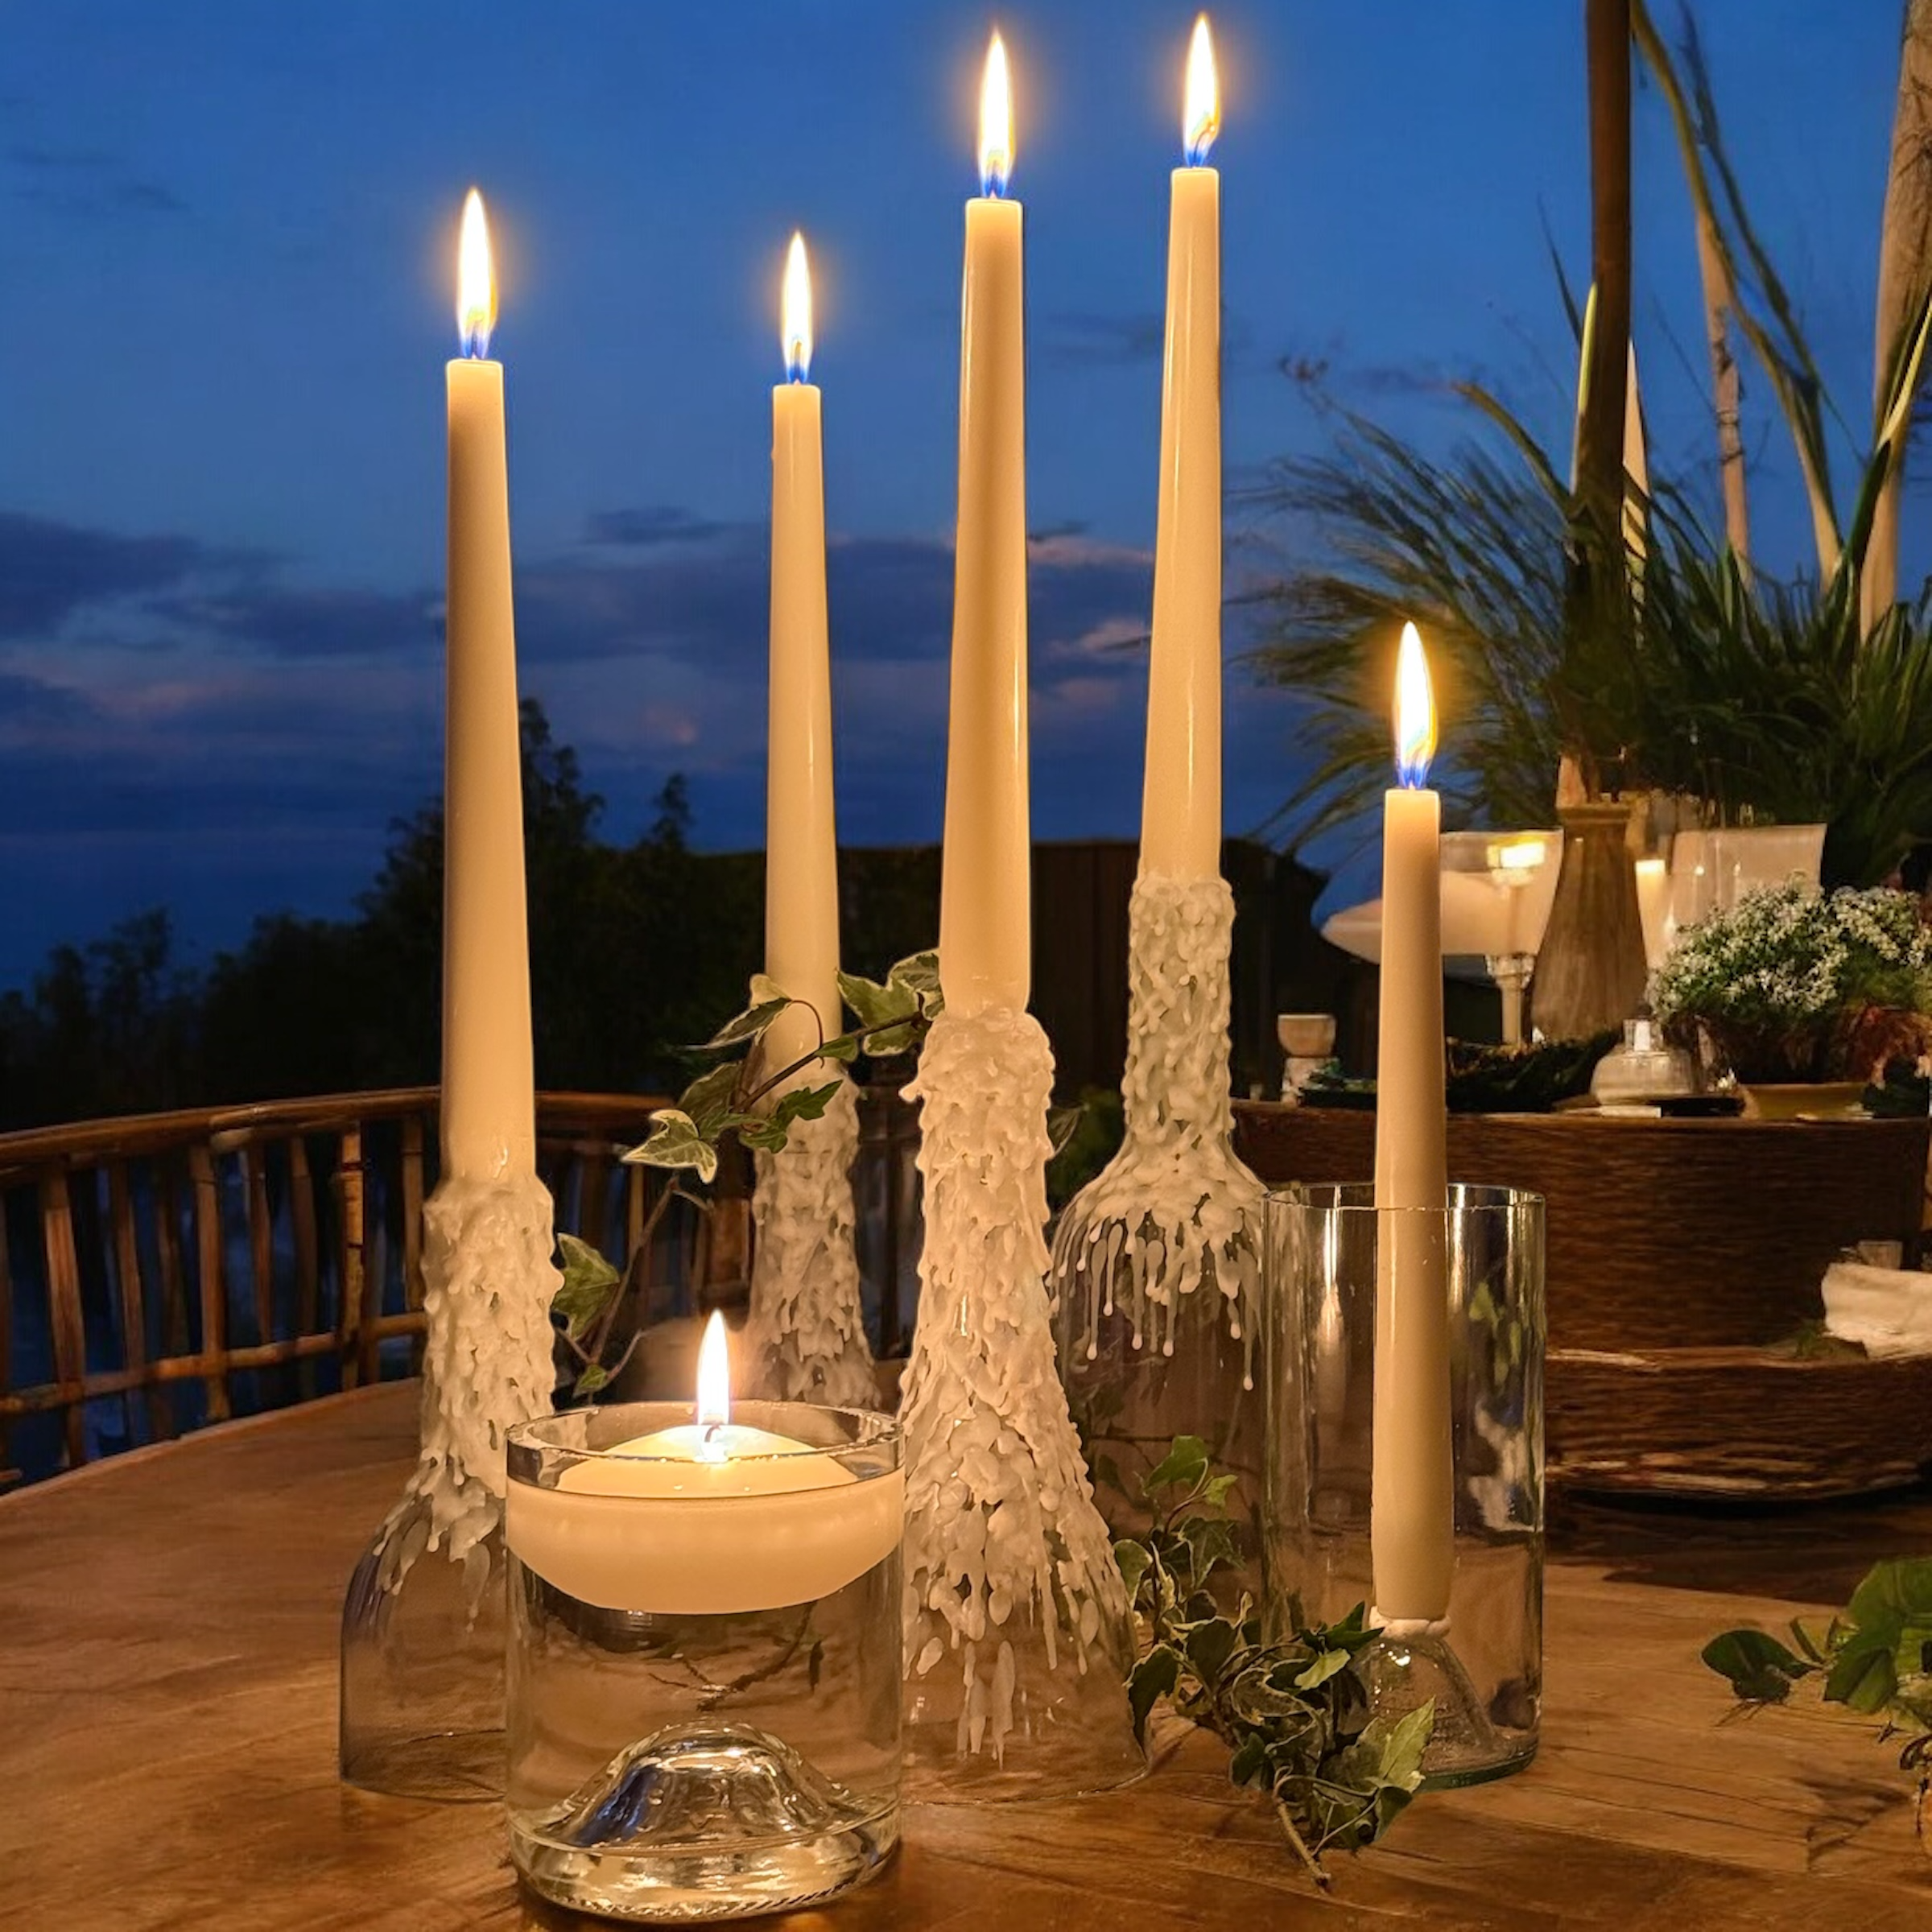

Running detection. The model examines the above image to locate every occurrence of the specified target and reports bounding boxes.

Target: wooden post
[187,1143,231,1423]
[107,1162,166,1445]
[41,1170,90,1468]
[288,1136,320,1400]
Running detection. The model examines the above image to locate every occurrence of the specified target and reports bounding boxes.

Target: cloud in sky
[0,502,1311,985]
[0,513,204,638]
[7,142,185,219]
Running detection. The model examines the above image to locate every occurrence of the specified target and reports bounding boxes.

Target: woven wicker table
[5,1381,1932,1930]
[1236,1101,1932,1498]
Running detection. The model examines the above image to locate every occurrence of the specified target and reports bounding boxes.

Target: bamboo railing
[0,1090,679,1483]
[0,1086,923,1488]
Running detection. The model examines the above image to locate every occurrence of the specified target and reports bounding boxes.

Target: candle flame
[1393,621,1437,788]
[782,232,813,382]
[456,188,497,359]
[695,1310,731,1435]
[1184,15,1220,165]
[979,31,1014,196]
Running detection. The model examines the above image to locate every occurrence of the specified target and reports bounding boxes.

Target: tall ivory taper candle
[937,31,1030,1020]
[764,233,842,1075]
[1370,622,1454,1624]
[1140,14,1223,882]
[443,188,536,1183]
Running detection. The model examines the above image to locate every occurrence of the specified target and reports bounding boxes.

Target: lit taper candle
[937,31,1031,1018]
[442,189,537,1183]
[1140,14,1223,881]
[763,233,843,1074]
[1370,622,1454,1624]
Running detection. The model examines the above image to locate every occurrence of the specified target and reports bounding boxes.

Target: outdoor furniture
[1236,1100,1932,1496]
[4,1381,1929,1929]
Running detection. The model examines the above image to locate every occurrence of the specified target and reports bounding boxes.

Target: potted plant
[1649,881,1932,1114]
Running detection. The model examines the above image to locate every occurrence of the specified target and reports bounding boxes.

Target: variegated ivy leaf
[552,1232,621,1342]
[887,948,944,1016]
[621,1108,720,1183]
[738,1080,844,1154]
[697,995,791,1053]
[677,1059,746,1137]
[837,967,918,1036]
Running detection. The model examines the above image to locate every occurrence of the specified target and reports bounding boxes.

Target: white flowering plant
[1651,880,1932,1084]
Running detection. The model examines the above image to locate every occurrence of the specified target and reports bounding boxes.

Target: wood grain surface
[3,1383,1930,1930]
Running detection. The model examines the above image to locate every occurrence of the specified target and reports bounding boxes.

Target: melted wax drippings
[899,1008,1128,1765]
[376,1169,561,1603]
[743,1073,878,1407]
[1049,874,1265,1387]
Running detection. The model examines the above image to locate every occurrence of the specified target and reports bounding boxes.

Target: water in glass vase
[505,1401,903,1923]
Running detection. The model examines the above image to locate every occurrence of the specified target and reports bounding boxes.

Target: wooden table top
[5,1383,1932,1931]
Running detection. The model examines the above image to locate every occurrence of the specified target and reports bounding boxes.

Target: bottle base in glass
[1359,1628,1538,1789]
[510,1724,898,1923]
[340,1728,504,1803]
[338,1495,507,1802]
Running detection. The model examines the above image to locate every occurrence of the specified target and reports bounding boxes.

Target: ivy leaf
[772,1080,840,1129]
[573,1361,612,1397]
[818,1032,861,1063]
[622,1108,720,1183]
[1046,1102,1087,1156]
[1199,1472,1241,1512]
[1229,1736,1269,1788]
[838,968,919,1035]
[696,995,791,1053]
[1701,1628,1811,1705]
[859,1019,919,1058]
[1294,1648,1352,1693]
[1825,1634,1899,1715]
[739,1081,844,1154]
[1185,1618,1240,1682]
[886,948,944,1015]
[1113,1539,1151,1604]
[678,1060,745,1137]
[1128,1644,1182,1743]
[551,1233,621,1343]
[1142,1435,1210,1499]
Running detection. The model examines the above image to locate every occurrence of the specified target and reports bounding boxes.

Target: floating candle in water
[505,1312,902,1615]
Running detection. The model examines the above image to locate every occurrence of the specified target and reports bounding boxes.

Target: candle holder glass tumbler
[1262,1183,1544,1787]
[505,1402,904,1923]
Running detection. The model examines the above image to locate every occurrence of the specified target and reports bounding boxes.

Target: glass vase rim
[507,1398,902,1468]
[1264,1180,1545,1216]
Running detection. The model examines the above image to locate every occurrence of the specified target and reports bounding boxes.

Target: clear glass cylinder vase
[1262,1183,1545,1786]
[504,1401,903,1922]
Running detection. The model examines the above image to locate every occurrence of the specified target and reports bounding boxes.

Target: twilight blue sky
[0,1,1913,987]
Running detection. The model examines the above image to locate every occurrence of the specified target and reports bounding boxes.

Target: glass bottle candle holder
[504,1402,904,1923]
[1262,1183,1545,1787]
